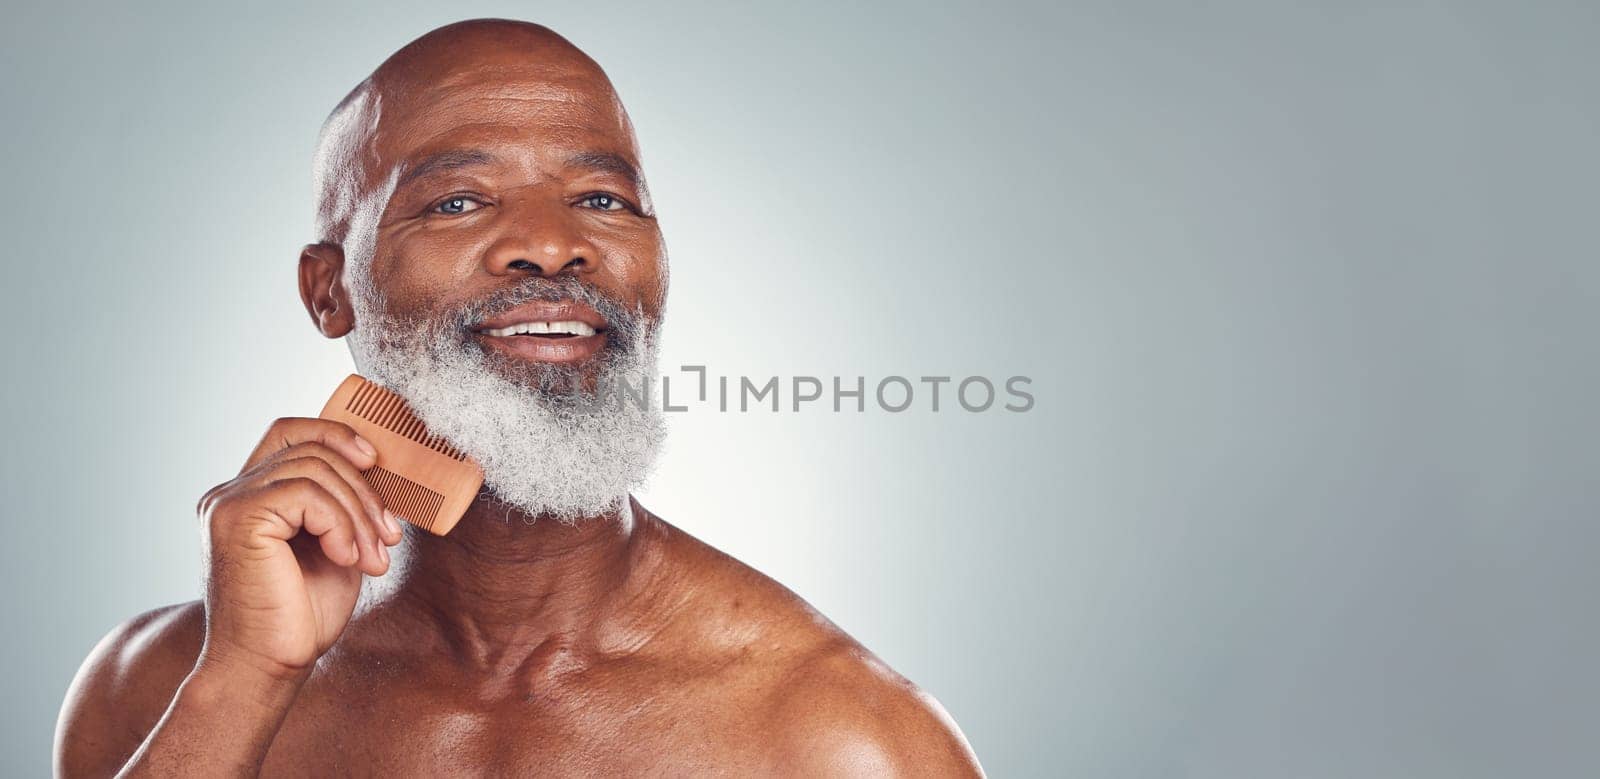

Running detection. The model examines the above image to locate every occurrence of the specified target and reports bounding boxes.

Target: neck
[381,494,671,671]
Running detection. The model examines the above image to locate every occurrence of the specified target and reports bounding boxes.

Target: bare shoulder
[761,639,984,776]
[54,600,206,778]
[654,519,984,776]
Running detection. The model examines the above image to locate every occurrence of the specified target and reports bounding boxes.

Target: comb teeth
[320,374,483,536]
[363,465,446,533]
[345,380,467,462]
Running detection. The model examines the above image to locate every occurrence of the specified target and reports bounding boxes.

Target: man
[53,18,983,777]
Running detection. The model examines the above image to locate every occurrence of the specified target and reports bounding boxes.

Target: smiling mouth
[479,320,600,339]
[469,298,613,364]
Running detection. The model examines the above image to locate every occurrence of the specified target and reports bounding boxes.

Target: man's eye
[581,193,627,212]
[433,197,483,215]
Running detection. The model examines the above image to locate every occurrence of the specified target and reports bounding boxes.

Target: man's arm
[54,603,200,776]
[115,659,309,777]
[56,600,324,777]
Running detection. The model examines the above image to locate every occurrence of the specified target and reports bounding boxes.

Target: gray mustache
[450,276,647,351]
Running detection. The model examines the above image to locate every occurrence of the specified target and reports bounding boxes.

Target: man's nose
[482,198,599,277]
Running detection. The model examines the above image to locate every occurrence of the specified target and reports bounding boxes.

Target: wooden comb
[318,374,483,535]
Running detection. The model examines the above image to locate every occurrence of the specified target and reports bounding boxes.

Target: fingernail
[354,435,377,458]
[383,510,401,537]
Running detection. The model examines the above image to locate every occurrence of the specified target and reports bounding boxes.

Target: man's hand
[196,417,403,681]
[56,417,407,777]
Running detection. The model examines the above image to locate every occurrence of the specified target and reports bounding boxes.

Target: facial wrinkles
[365,143,662,318]
[345,165,404,281]
[344,70,655,281]
[397,69,618,140]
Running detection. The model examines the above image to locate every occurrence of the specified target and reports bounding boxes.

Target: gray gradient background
[2,1,1595,776]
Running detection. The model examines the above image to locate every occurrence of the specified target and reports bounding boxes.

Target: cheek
[598,231,668,315]
[375,219,667,318]
[371,227,490,310]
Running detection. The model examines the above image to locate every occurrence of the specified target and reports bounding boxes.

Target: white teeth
[485,321,597,337]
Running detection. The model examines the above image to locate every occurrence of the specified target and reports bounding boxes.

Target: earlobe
[298,242,355,339]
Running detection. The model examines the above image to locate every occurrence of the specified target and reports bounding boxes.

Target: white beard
[343,268,667,525]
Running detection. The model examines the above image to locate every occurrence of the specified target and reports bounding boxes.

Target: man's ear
[298,242,355,339]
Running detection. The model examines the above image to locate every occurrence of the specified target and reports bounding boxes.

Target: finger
[256,441,397,546]
[231,453,384,568]
[232,477,362,567]
[196,480,229,520]
[269,456,388,575]
[241,417,379,476]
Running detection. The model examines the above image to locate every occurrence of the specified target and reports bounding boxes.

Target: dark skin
[54,19,982,777]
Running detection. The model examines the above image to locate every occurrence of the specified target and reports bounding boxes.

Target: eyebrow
[563,151,641,189]
[394,148,500,191]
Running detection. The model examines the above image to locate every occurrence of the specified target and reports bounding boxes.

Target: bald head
[311,19,641,254]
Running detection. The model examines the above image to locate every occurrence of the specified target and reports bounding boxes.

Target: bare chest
[256,664,774,776]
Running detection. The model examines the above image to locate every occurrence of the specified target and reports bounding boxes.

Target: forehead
[371,61,638,182]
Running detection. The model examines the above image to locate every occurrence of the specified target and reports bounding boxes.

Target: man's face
[322,44,670,522]
[360,54,666,388]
